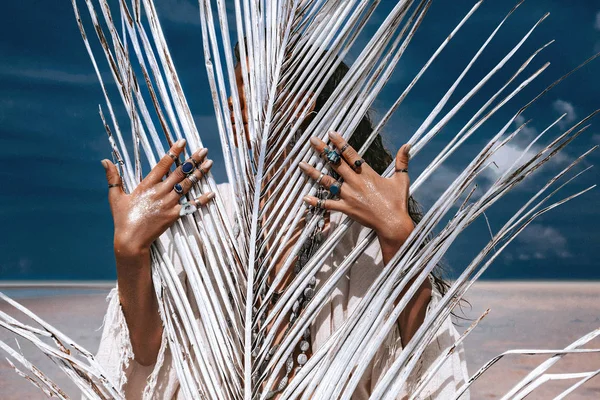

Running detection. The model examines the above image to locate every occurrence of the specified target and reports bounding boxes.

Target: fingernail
[176,138,186,148]
[298,162,308,171]
[303,196,310,203]
[204,159,214,168]
[101,159,109,169]
[310,137,320,146]
[207,192,215,200]
[328,131,340,139]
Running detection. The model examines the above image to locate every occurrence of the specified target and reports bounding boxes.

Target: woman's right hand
[102,139,215,258]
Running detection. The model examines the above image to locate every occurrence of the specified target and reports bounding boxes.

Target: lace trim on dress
[105,287,135,392]
[105,286,170,398]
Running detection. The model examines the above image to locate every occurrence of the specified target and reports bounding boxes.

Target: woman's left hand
[301,132,432,346]
[299,131,415,258]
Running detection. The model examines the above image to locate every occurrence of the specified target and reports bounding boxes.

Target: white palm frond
[0,0,598,399]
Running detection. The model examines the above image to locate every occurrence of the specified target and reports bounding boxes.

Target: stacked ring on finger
[316,172,325,185]
[188,173,200,185]
[321,147,341,165]
[174,166,205,195]
[338,142,359,169]
[167,151,178,161]
[316,199,325,209]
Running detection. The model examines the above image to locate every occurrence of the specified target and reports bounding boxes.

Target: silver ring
[316,199,325,209]
[108,183,121,189]
[340,143,349,153]
[167,151,177,161]
[316,172,324,185]
[188,174,199,185]
[395,168,409,174]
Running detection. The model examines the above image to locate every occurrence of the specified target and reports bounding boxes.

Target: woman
[96,47,469,399]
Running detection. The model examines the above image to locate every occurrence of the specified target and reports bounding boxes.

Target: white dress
[93,183,470,399]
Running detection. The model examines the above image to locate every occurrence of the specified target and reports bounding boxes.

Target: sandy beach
[0,281,599,399]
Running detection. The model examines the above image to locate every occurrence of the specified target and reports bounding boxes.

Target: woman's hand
[300,132,431,347]
[102,139,215,258]
[299,131,414,258]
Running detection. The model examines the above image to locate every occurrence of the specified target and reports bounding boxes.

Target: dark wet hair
[314,59,453,302]
[313,61,392,174]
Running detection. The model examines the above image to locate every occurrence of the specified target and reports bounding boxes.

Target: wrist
[375,222,412,245]
[375,219,414,264]
[114,234,149,261]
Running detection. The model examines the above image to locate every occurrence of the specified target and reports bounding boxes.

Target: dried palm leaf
[0,0,598,399]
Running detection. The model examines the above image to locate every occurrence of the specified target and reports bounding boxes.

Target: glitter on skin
[128,187,163,225]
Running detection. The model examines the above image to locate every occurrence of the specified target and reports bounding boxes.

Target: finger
[298,162,338,189]
[146,138,187,184]
[102,159,124,205]
[174,192,216,217]
[309,136,353,179]
[193,191,216,207]
[164,147,209,188]
[171,159,213,199]
[395,143,411,172]
[394,144,411,206]
[302,196,348,213]
[328,131,370,173]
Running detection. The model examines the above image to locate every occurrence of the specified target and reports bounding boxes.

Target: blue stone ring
[322,147,341,165]
[174,183,184,195]
[329,181,342,197]
[181,159,197,175]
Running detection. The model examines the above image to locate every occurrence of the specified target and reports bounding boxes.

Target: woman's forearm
[100,142,213,367]
[114,243,163,366]
[378,235,432,348]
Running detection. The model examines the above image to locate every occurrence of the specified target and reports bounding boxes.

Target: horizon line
[1,279,600,289]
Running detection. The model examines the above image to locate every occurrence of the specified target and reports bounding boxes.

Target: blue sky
[0,0,598,281]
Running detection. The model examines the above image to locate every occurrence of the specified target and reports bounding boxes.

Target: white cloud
[595,11,600,30]
[513,114,537,139]
[480,115,569,185]
[481,142,538,182]
[552,99,577,129]
[514,223,571,260]
[413,165,459,206]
